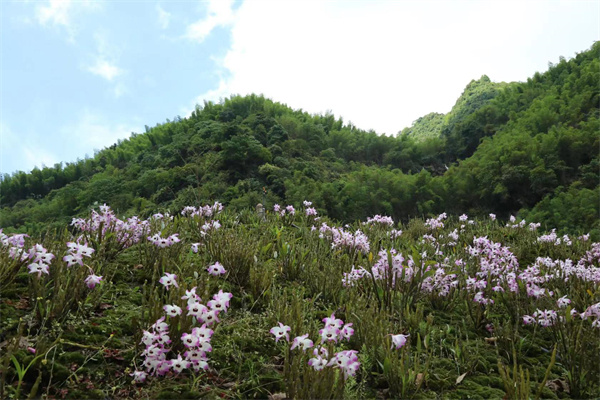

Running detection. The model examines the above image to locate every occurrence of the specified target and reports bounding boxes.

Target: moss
[450,379,506,399]
[470,374,491,386]
[58,351,86,365]
[66,388,105,399]
[47,362,70,381]
[156,387,201,399]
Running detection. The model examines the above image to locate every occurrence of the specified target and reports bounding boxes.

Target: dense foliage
[1,43,598,238]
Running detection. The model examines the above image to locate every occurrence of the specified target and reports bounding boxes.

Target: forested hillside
[1,43,598,237]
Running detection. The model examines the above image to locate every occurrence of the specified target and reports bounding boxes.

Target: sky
[1,0,598,175]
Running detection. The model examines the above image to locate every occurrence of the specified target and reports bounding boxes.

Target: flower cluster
[180,202,223,218]
[26,244,55,277]
[71,204,150,248]
[421,262,459,297]
[425,213,447,230]
[522,309,560,327]
[364,215,394,226]
[342,249,417,288]
[505,215,527,229]
[537,229,572,246]
[273,204,296,217]
[301,200,318,217]
[460,237,520,305]
[388,229,403,239]
[1,231,29,259]
[63,230,101,289]
[318,223,370,254]
[133,287,233,382]
[147,233,181,248]
[63,241,95,267]
[270,313,359,378]
[200,220,221,235]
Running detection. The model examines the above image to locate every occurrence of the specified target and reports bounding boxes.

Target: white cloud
[191,0,598,135]
[85,33,127,94]
[87,59,122,81]
[156,4,171,29]
[184,0,235,43]
[35,0,73,28]
[34,0,100,42]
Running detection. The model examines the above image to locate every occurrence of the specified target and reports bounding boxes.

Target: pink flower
[141,330,158,346]
[391,333,409,349]
[290,334,314,352]
[207,297,229,313]
[308,354,328,371]
[151,317,169,332]
[270,322,291,343]
[319,326,340,343]
[35,252,55,264]
[130,370,147,383]
[207,262,226,276]
[163,304,182,317]
[170,354,189,374]
[27,347,36,354]
[168,234,180,244]
[84,274,103,289]
[213,290,233,304]
[181,287,200,305]
[191,243,201,253]
[191,360,209,371]
[308,347,329,371]
[322,313,344,329]
[192,324,214,342]
[27,262,49,277]
[187,302,208,318]
[63,253,83,267]
[341,323,354,341]
[199,309,220,326]
[522,315,536,325]
[184,349,205,361]
[557,296,571,308]
[159,272,179,290]
[156,333,171,346]
[181,333,199,348]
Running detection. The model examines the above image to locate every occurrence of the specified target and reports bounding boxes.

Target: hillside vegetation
[1,203,599,399]
[0,43,598,237]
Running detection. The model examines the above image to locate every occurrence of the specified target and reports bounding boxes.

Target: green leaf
[383,357,392,375]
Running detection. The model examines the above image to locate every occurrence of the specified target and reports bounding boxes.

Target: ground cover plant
[1,201,599,399]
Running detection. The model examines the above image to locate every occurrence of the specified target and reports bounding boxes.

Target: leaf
[456,372,467,385]
[383,357,392,374]
[11,355,23,375]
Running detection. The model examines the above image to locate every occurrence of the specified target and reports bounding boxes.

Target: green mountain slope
[1,43,598,237]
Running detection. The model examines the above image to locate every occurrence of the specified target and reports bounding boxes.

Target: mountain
[1,43,598,237]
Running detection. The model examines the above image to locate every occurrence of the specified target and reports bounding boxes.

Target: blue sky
[1,0,599,175]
